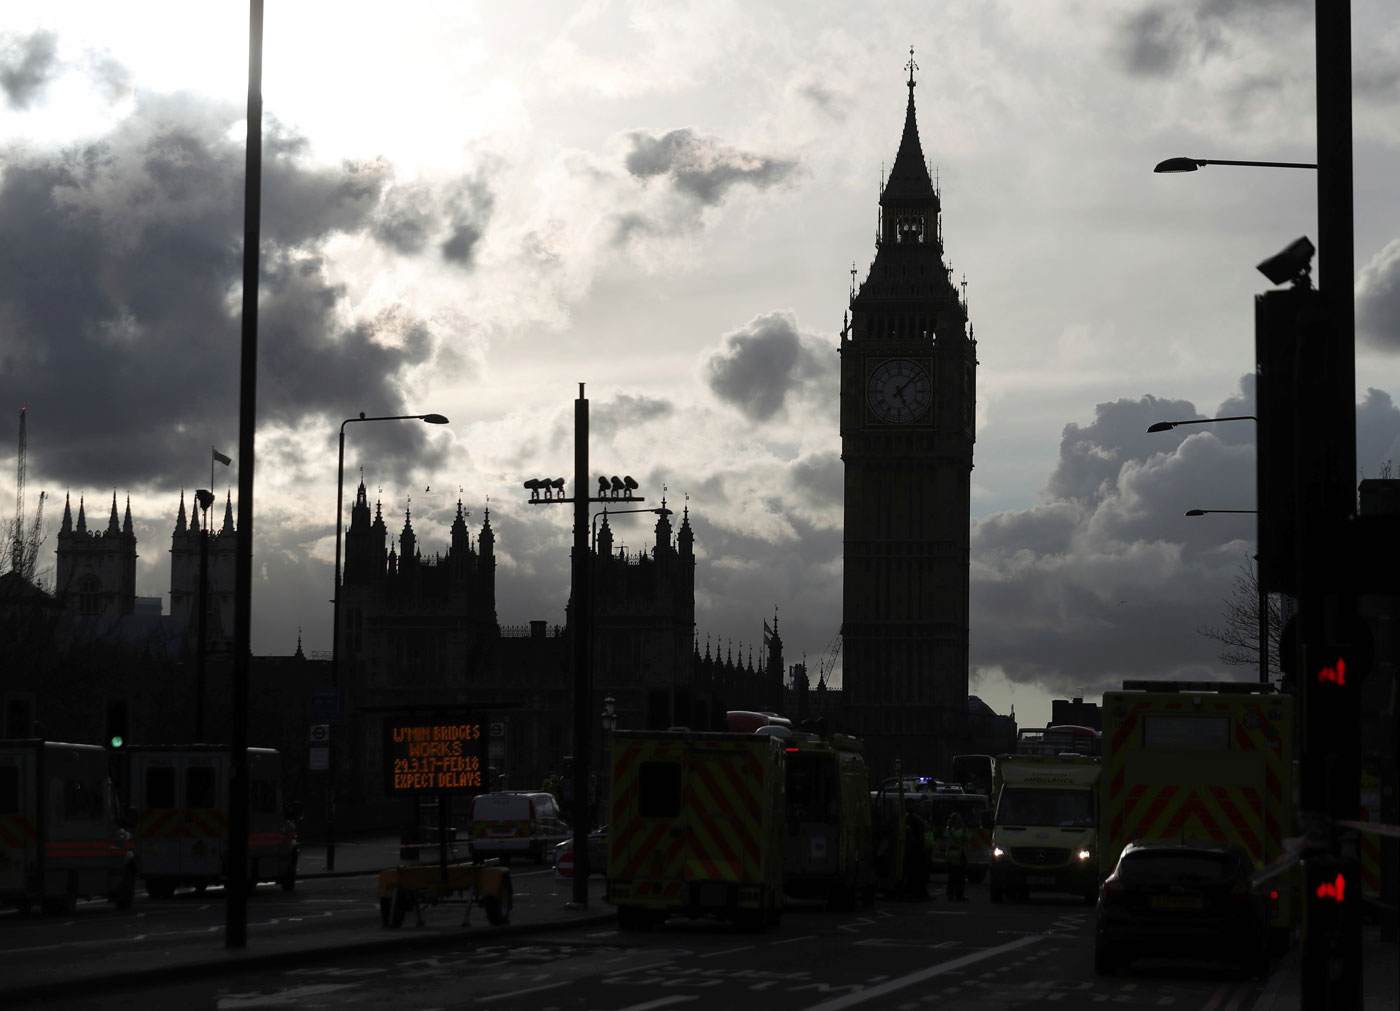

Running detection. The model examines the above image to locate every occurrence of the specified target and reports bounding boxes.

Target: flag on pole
[763,620,773,646]
[212,448,232,466]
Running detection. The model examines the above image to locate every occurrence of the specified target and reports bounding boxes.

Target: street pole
[228,0,264,951]
[1298,2,1359,1005]
[570,385,590,907]
[327,411,447,871]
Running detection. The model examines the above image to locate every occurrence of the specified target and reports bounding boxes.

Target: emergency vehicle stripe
[1129,784,1176,842]
[1209,786,1262,855]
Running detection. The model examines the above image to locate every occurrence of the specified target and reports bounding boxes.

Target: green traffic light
[110,735,124,748]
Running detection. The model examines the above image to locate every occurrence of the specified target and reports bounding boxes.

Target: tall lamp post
[1150,417,1263,684]
[523,383,644,908]
[327,410,449,871]
[1184,508,1267,685]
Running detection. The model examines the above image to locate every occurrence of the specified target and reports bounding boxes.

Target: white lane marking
[596,998,699,1011]
[699,945,755,959]
[769,934,818,945]
[217,983,358,1008]
[474,980,572,1004]
[796,934,1045,1011]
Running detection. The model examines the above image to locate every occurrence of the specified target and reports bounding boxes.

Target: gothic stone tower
[55,493,137,619]
[840,56,976,779]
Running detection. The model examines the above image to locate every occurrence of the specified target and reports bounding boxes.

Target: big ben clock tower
[840,52,976,779]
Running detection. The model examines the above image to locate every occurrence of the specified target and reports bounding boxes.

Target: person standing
[945,811,969,901]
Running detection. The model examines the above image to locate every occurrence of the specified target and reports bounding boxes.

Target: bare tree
[1197,554,1284,683]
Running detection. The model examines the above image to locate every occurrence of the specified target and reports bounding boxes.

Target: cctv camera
[1256,236,1315,288]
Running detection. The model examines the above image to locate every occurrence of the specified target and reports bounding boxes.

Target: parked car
[1095,840,1270,976]
[553,826,608,878]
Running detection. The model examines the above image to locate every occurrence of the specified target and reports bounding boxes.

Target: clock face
[867,358,932,423]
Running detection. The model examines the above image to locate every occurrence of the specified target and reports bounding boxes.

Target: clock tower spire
[838,51,977,779]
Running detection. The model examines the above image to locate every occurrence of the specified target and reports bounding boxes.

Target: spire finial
[906,46,918,91]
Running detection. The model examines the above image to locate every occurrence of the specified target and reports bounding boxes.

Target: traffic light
[104,695,128,749]
[1303,855,1348,944]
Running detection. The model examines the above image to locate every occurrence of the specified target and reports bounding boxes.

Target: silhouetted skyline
[2,3,1399,729]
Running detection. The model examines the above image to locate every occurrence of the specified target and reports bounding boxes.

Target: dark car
[1095,840,1269,977]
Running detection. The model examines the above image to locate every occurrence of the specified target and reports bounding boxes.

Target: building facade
[839,58,977,779]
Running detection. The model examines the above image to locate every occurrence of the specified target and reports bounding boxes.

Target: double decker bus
[1016,725,1101,757]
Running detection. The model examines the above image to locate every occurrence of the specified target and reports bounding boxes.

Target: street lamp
[1184,508,1268,686]
[1153,157,1316,173]
[1146,415,1256,434]
[1150,416,1266,685]
[524,383,644,909]
[327,410,449,870]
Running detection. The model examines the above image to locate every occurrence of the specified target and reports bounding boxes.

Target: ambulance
[1100,681,1296,947]
[606,729,785,930]
[125,745,299,897]
[0,740,137,913]
[988,753,1101,903]
[775,726,874,908]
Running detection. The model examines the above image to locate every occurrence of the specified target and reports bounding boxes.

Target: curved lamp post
[1147,415,1256,434]
[1185,508,1267,685]
[327,411,449,870]
[1154,157,1316,173]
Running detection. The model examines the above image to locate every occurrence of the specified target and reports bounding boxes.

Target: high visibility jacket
[945,825,968,864]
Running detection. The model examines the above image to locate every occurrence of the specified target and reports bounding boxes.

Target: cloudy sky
[2,1,1398,731]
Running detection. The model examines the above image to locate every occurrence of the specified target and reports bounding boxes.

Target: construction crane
[11,407,44,583]
[816,629,842,687]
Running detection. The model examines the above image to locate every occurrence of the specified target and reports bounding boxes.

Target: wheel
[617,904,651,931]
[389,887,408,927]
[193,882,208,894]
[379,897,392,927]
[967,867,987,884]
[1094,940,1118,976]
[113,866,137,910]
[146,878,176,900]
[484,877,513,926]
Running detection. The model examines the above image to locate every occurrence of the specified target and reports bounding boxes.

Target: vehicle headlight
[992,846,1004,859]
[1077,848,1093,862]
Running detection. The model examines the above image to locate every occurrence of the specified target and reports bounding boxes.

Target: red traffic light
[1315,873,1346,902]
[1316,658,1347,685]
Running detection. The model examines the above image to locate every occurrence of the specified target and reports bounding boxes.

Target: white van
[467,791,569,864]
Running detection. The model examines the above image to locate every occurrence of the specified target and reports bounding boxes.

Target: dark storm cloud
[591,394,675,441]
[624,128,797,206]
[969,383,1400,698]
[1115,0,1307,77]
[704,311,836,422]
[1357,240,1400,352]
[370,175,494,266]
[0,92,442,489]
[0,30,59,109]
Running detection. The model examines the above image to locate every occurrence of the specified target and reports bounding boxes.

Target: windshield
[995,786,1094,828]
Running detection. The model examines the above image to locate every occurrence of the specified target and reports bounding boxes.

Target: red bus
[1015,725,1101,757]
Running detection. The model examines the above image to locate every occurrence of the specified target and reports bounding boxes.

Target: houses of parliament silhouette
[13,59,1012,830]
